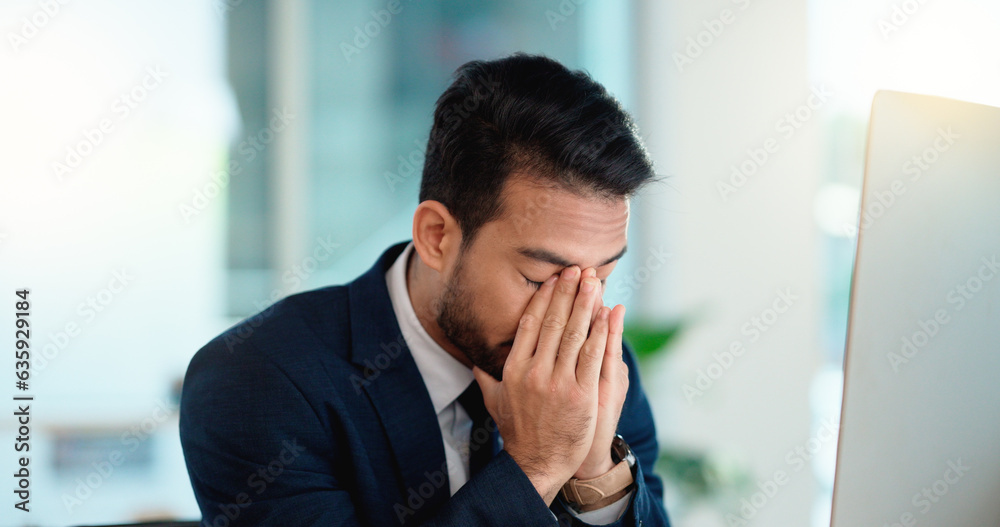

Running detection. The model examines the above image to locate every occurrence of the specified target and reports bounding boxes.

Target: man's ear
[412,200,462,273]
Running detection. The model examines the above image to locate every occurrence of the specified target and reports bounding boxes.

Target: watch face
[611,434,636,467]
[624,448,636,467]
[611,434,634,466]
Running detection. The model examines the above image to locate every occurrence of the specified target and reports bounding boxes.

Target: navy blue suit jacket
[180,242,671,526]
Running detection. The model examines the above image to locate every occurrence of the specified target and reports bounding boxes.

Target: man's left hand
[573,268,629,480]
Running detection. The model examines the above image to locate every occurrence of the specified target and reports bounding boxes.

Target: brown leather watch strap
[559,459,635,512]
[576,485,632,512]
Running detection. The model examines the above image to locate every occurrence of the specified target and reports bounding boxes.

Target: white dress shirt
[385,242,630,524]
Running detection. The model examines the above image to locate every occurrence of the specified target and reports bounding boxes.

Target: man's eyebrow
[516,246,628,269]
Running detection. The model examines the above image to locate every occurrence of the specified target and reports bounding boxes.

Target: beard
[435,254,510,381]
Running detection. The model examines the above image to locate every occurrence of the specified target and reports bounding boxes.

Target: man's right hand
[473,265,611,505]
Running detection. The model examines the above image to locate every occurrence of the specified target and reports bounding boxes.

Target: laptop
[830,91,1000,526]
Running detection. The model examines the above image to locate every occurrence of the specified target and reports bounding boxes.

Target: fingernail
[562,266,578,280]
[581,278,595,292]
[545,275,558,286]
[599,306,610,319]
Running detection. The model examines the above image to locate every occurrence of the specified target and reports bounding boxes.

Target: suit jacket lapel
[347,242,451,522]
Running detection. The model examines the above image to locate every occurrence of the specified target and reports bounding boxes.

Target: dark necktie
[456,381,497,477]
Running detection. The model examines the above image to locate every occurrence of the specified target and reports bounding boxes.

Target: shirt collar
[385,242,474,415]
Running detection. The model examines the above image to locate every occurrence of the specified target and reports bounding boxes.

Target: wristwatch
[560,434,637,512]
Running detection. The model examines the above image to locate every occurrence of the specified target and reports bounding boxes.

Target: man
[180,53,671,526]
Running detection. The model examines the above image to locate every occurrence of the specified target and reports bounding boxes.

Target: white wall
[0,1,233,523]
[634,0,824,525]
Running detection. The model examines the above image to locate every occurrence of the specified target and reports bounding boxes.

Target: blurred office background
[1,0,998,525]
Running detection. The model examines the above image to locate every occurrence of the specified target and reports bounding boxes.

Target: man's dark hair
[419,53,655,246]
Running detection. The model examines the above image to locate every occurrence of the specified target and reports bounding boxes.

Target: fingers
[508,274,559,365]
[601,304,626,382]
[581,268,604,327]
[532,266,581,369]
[555,274,602,376]
[577,306,611,385]
[510,263,611,389]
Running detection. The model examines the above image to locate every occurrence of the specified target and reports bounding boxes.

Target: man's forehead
[489,174,630,269]
[498,173,631,222]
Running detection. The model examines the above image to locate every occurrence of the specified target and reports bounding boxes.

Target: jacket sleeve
[549,343,673,527]
[180,337,364,526]
[179,336,562,527]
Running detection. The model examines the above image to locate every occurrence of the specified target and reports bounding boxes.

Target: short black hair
[419,53,655,246]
